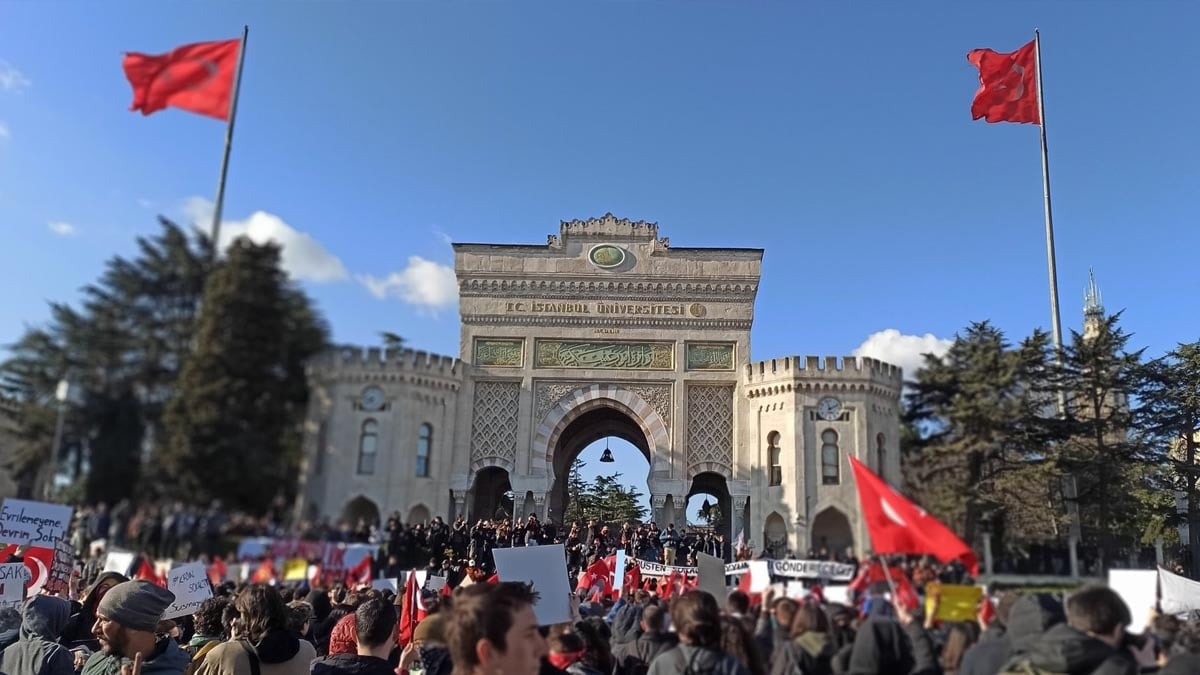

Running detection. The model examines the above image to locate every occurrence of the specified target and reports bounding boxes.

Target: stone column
[532,492,548,521]
[731,494,750,546]
[651,495,668,526]
[673,494,689,530]
[452,491,467,523]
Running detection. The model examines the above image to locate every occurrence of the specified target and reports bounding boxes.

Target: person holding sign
[83,580,189,675]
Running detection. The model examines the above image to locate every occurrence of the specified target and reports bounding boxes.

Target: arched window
[767,431,782,486]
[876,433,886,476]
[416,423,432,477]
[358,419,378,475]
[821,429,839,485]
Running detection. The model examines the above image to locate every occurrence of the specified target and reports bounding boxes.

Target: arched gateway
[297,215,903,556]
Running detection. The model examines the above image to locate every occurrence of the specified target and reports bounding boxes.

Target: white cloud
[358,257,459,309]
[0,121,8,140]
[852,329,952,382]
[47,221,77,237]
[181,196,347,283]
[0,61,30,92]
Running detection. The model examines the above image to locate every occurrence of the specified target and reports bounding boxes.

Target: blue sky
[2,2,1197,518]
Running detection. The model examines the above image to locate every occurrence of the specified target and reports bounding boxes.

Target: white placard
[104,551,135,575]
[0,499,73,547]
[612,551,627,594]
[1106,569,1157,634]
[493,544,572,626]
[1160,566,1200,616]
[425,576,447,592]
[163,562,212,619]
[785,581,807,599]
[747,560,771,593]
[824,585,851,606]
[697,553,727,601]
[0,563,30,609]
[372,578,398,593]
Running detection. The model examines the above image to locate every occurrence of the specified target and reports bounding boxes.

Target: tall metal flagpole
[1034,29,1080,578]
[210,25,249,262]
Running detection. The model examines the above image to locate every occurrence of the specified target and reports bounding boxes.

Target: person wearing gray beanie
[82,580,190,675]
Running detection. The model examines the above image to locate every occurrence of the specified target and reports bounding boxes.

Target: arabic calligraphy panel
[474,338,524,367]
[534,340,674,370]
[685,343,735,371]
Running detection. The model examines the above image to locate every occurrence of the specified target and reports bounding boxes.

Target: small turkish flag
[967,39,1039,125]
[849,456,978,574]
[122,38,240,120]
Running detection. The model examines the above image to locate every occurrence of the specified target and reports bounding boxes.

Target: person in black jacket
[311,600,396,675]
[612,605,678,675]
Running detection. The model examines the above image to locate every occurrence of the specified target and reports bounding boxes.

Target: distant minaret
[1083,268,1104,340]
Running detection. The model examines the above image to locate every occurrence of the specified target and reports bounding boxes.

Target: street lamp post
[44,379,69,501]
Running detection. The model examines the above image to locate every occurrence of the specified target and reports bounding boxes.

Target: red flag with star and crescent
[849,456,978,574]
[967,39,1039,125]
[122,38,240,120]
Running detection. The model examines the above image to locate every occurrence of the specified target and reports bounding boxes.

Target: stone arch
[341,495,380,528]
[532,384,671,479]
[407,503,432,525]
[810,506,854,559]
[764,512,788,558]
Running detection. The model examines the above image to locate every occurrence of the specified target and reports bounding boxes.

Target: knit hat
[97,580,176,633]
[412,613,444,644]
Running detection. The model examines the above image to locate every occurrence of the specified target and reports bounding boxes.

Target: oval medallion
[588,244,626,269]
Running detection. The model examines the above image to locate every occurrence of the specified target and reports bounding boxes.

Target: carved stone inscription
[474,338,524,367]
[534,340,674,370]
[534,381,673,429]
[686,343,735,371]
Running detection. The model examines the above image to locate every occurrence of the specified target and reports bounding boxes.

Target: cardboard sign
[0,563,30,609]
[612,551,627,594]
[425,576,447,593]
[372,578,398,593]
[163,562,212,619]
[0,499,73,547]
[697,553,727,601]
[45,537,74,594]
[104,551,135,575]
[282,559,308,581]
[1107,569,1157,634]
[926,583,983,622]
[493,544,572,626]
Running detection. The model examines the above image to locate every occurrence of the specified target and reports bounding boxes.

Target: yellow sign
[283,558,308,582]
[926,583,983,622]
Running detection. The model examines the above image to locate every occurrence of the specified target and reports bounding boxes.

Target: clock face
[817,397,842,421]
[360,386,385,412]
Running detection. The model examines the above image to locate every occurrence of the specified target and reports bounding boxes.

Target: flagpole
[1034,29,1081,578]
[210,25,249,262]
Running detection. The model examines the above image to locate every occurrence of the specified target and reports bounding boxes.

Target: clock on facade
[817,396,843,421]
[360,386,386,412]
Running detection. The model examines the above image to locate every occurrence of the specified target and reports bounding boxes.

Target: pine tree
[1055,313,1148,569]
[904,322,1060,551]
[561,458,649,525]
[162,238,328,512]
[1138,340,1200,574]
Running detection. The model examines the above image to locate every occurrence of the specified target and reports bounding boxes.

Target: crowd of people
[1,555,1199,675]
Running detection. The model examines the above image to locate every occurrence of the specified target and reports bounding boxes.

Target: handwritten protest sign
[0,563,30,610]
[44,537,74,594]
[163,562,212,620]
[494,544,572,626]
[925,583,983,622]
[0,499,73,547]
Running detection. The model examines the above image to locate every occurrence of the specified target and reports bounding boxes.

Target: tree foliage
[562,458,649,525]
[0,220,327,510]
[162,237,328,512]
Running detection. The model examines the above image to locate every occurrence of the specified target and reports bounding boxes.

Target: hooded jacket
[83,637,191,675]
[194,629,316,675]
[847,618,915,675]
[612,631,678,675]
[1004,623,1135,675]
[960,593,1064,675]
[768,632,833,675]
[1,595,75,675]
[646,644,750,675]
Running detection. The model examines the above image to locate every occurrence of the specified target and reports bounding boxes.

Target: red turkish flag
[397,571,427,647]
[849,457,979,575]
[122,38,240,120]
[967,40,1039,125]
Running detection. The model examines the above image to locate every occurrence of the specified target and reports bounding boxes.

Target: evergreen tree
[162,238,328,512]
[1054,313,1148,569]
[904,322,1060,551]
[561,458,649,525]
[1138,340,1200,574]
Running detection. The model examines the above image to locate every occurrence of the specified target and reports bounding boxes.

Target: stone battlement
[743,355,903,386]
[308,345,462,379]
[550,213,664,247]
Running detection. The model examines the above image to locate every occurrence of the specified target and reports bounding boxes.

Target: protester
[83,579,189,675]
[648,591,749,675]
[445,582,547,675]
[1,596,75,675]
[195,586,315,675]
[311,599,396,675]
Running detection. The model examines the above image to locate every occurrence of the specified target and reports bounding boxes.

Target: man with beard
[83,579,188,675]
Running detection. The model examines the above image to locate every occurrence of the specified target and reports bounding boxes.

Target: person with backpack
[647,591,749,675]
